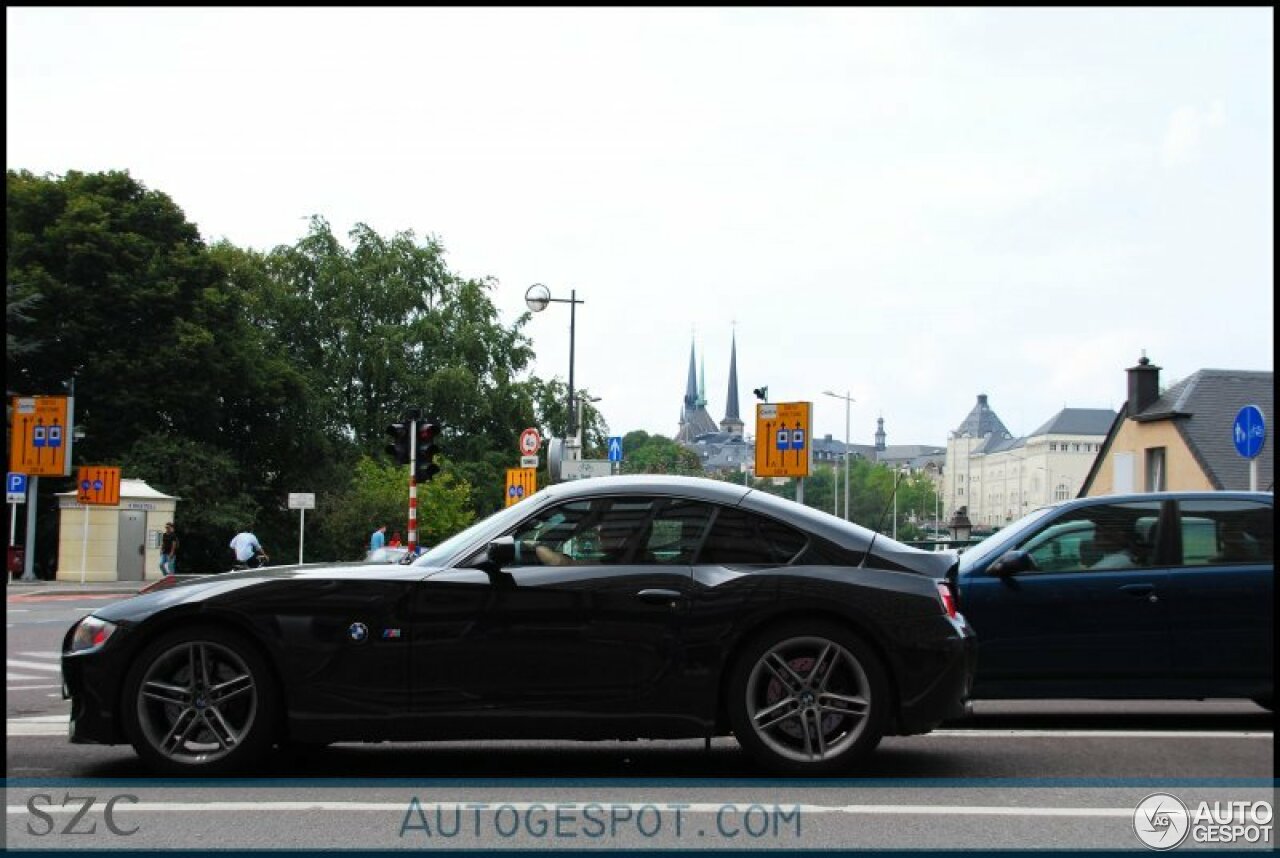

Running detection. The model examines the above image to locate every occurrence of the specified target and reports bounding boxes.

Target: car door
[963,500,1171,690]
[413,495,708,717]
[1165,498,1274,685]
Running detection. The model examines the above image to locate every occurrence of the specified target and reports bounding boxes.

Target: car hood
[94,561,454,624]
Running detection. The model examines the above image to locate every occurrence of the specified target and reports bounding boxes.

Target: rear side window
[1176,500,1273,567]
[697,506,807,566]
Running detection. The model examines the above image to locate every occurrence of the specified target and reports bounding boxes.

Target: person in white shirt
[1090,527,1136,569]
[229,528,267,568]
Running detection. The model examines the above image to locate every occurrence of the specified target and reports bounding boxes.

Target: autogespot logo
[1134,793,1191,850]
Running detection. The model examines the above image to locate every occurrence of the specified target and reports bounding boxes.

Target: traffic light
[385,422,410,465]
[415,418,441,482]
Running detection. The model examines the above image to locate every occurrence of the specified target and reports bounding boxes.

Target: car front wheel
[121,626,278,776]
[729,621,889,775]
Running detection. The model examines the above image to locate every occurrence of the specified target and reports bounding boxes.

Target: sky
[7,7,1274,449]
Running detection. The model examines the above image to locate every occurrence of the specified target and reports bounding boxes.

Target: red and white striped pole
[407,418,418,553]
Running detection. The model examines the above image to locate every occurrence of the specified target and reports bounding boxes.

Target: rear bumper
[895,614,977,735]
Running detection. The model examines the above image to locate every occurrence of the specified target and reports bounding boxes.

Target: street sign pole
[22,477,37,581]
[408,418,419,554]
[80,496,89,584]
[299,507,306,565]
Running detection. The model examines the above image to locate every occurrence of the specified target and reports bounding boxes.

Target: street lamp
[822,390,855,521]
[525,284,585,439]
[948,506,973,545]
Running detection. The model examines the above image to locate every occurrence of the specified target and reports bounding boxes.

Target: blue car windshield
[959,505,1057,572]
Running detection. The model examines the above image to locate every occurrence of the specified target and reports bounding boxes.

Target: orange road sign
[9,396,73,477]
[77,466,121,506]
[505,468,537,507]
[754,401,813,478]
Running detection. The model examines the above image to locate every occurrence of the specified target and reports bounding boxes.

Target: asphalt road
[7,589,1274,851]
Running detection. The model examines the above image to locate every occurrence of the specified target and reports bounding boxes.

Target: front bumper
[62,623,131,746]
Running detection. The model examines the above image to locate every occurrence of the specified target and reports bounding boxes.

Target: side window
[1177,500,1274,568]
[643,499,715,564]
[504,496,715,567]
[509,500,598,566]
[697,506,807,567]
[1017,501,1162,573]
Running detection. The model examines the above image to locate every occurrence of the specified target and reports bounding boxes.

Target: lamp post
[822,390,854,521]
[948,506,973,547]
[525,284,585,440]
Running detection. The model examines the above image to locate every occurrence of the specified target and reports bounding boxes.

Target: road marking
[6,714,1271,740]
[7,593,121,602]
[7,659,61,672]
[931,728,1273,739]
[2,800,1138,816]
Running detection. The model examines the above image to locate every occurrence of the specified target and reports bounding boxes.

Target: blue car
[954,491,1272,708]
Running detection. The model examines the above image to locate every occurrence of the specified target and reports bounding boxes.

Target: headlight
[69,616,118,653]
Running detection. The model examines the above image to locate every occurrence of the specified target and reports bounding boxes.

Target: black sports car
[63,475,975,775]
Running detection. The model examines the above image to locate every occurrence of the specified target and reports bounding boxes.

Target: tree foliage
[619,431,704,475]
[4,170,589,574]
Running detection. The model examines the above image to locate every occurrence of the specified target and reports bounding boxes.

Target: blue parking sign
[7,472,27,503]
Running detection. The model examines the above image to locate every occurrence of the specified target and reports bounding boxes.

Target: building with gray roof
[1082,356,1273,494]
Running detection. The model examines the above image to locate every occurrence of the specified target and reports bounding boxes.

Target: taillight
[936,581,958,619]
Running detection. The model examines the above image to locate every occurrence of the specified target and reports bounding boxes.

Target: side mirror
[485,536,516,570]
[988,549,1033,577]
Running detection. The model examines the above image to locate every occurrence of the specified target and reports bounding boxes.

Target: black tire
[728,620,889,775]
[121,625,279,776]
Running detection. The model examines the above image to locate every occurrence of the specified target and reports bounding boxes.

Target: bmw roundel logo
[348,622,369,643]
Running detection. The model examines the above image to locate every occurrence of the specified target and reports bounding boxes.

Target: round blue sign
[1232,404,1266,459]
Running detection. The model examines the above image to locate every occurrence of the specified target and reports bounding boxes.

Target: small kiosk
[55,480,179,583]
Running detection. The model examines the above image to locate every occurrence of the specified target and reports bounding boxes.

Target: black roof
[1139,369,1274,491]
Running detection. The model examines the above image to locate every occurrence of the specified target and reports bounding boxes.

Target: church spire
[720,328,745,436]
[683,339,698,411]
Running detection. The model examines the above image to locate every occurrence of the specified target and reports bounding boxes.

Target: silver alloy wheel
[744,635,871,763]
[134,640,259,766]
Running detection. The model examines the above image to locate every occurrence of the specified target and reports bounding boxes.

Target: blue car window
[1015,501,1163,574]
[1175,499,1274,567]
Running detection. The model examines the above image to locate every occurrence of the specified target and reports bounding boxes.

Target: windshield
[413,498,541,567]
[958,504,1057,571]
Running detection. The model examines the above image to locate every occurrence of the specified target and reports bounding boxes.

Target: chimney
[1126,354,1162,415]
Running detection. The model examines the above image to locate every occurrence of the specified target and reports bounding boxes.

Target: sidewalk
[6,576,194,596]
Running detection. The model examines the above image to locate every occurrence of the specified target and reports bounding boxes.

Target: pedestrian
[230,526,268,569]
[160,522,179,576]
[388,531,403,548]
[370,524,387,552]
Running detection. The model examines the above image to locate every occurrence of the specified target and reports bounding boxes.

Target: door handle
[1119,583,1158,603]
[637,588,684,606]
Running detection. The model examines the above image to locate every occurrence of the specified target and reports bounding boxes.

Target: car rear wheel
[122,626,278,776]
[729,621,888,775]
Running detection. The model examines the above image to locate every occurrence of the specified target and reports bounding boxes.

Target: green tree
[6,169,307,573]
[252,217,549,515]
[619,431,704,475]
[317,456,475,559]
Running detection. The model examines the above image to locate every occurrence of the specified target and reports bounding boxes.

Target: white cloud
[1160,100,1227,167]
